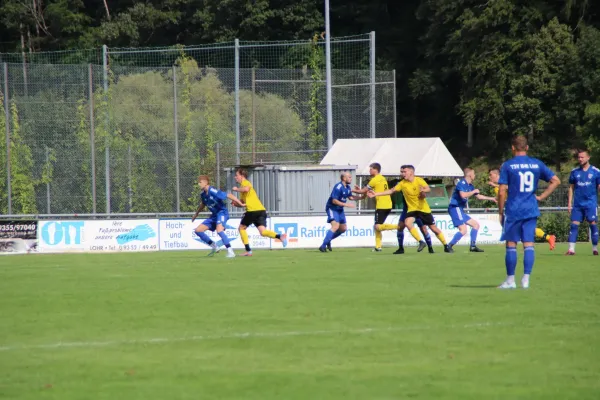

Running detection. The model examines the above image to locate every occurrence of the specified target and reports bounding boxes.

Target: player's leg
[215,212,235,258]
[447,207,467,249]
[238,212,253,256]
[195,220,219,256]
[586,207,598,255]
[320,219,339,252]
[498,218,518,289]
[535,227,555,250]
[373,209,391,251]
[422,212,448,251]
[466,218,483,252]
[567,207,583,255]
[404,215,426,252]
[417,219,434,253]
[394,216,406,254]
[521,218,537,289]
[329,213,347,251]
[255,211,287,249]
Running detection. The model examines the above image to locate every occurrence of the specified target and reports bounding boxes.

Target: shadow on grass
[449,284,497,289]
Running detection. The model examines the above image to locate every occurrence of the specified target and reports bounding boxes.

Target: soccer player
[447,168,490,252]
[369,165,450,253]
[192,175,244,258]
[353,163,398,251]
[319,172,365,252]
[395,167,434,254]
[497,136,560,289]
[566,149,600,255]
[490,168,556,250]
[233,168,288,256]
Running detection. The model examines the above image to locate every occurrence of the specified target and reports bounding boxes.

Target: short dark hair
[489,168,500,174]
[401,165,415,171]
[464,167,474,175]
[512,135,528,151]
[236,168,248,178]
[576,148,590,157]
[369,162,381,172]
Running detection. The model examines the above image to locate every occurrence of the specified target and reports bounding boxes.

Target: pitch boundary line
[0,322,505,352]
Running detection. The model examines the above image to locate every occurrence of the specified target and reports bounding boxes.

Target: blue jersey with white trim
[449,179,474,208]
[326,182,352,212]
[569,165,600,208]
[499,155,555,220]
[200,186,228,215]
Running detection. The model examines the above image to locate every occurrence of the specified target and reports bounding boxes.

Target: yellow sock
[535,228,545,239]
[409,227,422,242]
[375,231,382,248]
[240,229,250,245]
[262,230,278,239]
[436,232,447,245]
[380,223,398,231]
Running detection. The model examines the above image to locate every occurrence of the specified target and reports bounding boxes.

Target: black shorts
[374,209,392,225]
[405,211,435,226]
[240,210,268,228]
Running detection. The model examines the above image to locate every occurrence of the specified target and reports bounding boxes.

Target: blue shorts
[448,206,471,227]
[571,206,598,223]
[399,210,424,228]
[503,217,537,243]
[326,207,347,224]
[201,210,229,231]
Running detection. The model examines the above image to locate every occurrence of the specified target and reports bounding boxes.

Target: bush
[537,212,589,242]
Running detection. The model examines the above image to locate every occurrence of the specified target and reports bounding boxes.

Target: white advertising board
[38,220,159,253]
[159,218,271,251]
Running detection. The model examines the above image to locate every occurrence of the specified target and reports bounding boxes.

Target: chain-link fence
[0,33,397,215]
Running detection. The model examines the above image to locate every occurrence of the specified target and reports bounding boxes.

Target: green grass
[1,244,599,399]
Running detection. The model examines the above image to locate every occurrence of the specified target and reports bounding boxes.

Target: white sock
[594,245,598,251]
[522,274,530,281]
[569,243,576,252]
[506,275,515,284]
[211,242,217,249]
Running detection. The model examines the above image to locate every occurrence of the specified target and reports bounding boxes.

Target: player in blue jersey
[447,168,496,252]
[192,175,245,258]
[566,149,600,255]
[498,136,560,289]
[394,166,434,254]
[320,172,365,252]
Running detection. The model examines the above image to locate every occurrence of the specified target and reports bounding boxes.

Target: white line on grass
[0,322,506,352]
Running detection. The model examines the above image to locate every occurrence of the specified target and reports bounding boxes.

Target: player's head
[340,172,352,184]
[489,168,500,184]
[402,165,415,179]
[464,167,475,181]
[369,163,381,176]
[235,168,248,183]
[511,135,529,154]
[197,175,210,190]
[399,166,407,179]
[576,149,590,167]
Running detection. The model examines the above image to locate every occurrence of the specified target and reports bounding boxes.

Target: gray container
[225,165,358,214]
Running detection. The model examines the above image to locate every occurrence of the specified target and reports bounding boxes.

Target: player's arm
[488,181,499,188]
[498,184,508,223]
[350,194,365,201]
[331,198,355,208]
[233,182,250,193]
[567,184,574,213]
[536,175,561,202]
[459,188,480,199]
[475,194,497,203]
[352,185,369,194]
[227,193,246,208]
[192,203,205,223]
[367,187,396,198]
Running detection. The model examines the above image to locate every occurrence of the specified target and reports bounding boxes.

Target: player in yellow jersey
[369,165,451,252]
[353,162,399,251]
[233,168,288,256]
[489,168,556,250]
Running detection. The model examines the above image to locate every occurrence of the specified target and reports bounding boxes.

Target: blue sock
[397,230,404,248]
[332,230,343,240]
[424,233,432,247]
[449,231,463,246]
[470,228,478,247]
[321,230,335,247]
[524,246,535,275]
[591,224,599,246]
[568,223,579,243]
[217,231,231,248]
[195,231,213,246]
[505,247,517,276]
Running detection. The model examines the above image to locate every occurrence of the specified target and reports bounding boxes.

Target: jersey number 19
[518,171,534,193]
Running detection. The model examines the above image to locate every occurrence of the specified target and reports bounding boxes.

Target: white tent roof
[320,138,463,177]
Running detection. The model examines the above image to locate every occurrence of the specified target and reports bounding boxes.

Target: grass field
[1,244,599,399]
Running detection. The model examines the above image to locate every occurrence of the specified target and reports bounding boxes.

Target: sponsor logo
[274,223,299,242]
[41,221,84,246]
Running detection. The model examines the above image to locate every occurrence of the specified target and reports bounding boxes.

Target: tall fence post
[88,64,97,214]
[102,44,111,214]
[392,68,397,138]
[45,146,51,213]
[3,63,12,215]
[127,143,132,212]
[216,142,221,189]
[251,67,256,164]
[325,1,334,149]
[370,31,376,139]
[234,39,241,165]
[172,65,181,213]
